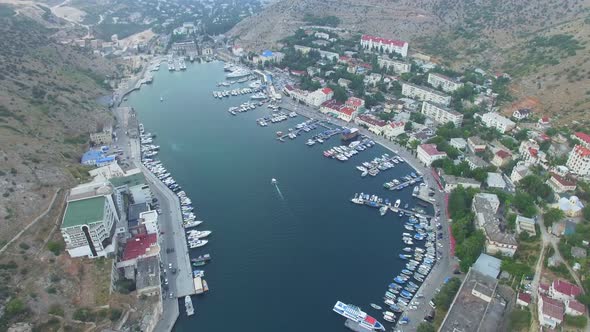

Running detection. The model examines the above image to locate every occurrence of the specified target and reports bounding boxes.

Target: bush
[47,241,65,256]
[509,308,531,331]
[433,277,462,310]
[109,308,123,321]
[48,304,64,317]
[19,243,30,250]
[5,298,26,317]
[417,322,435,332]
[564,314,587,328]
[73,308,94,322]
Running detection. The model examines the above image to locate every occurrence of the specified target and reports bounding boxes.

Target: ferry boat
[333,301,385,331]
[185,296,194,316]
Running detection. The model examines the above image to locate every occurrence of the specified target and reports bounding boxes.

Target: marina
[123,61,436,332]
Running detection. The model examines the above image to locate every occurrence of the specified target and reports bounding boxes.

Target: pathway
[0,188,61,256]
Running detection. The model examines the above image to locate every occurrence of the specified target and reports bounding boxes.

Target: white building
[512,108,532,120]
[515,215,536,236]
[486,172,507,189]
[360,34,409,57]
[315,32,330,40]
[417,144,447,166]
[481,112,515,133]
[450,138,467,150]
[377,57,411,74]
[355,114,387,135]
[538,295,564,329]
[427,73,464,93]
[285,86,333,107]
[383,121,405,139]
[519,139,548,167]
[511,163,531,183]
[402,83,451,106]
[139,210,159,235]
[61,184,119,258]
[566,145,590,176]
[320,100,357,123]
[421,101,463,126]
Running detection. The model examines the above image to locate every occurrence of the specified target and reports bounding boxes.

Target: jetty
[383,175,424,190]
[351,193,434,219]
[276,119,319,141]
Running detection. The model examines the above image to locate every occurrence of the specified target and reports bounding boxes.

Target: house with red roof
[519,139,548,167]
[355,114,387,135]
[573,132,590,149]
[549,279,582,301]
[566,145,590,176]
[491,149,512,167]
[345,97,365,111]
[538,116,551,128]
[539,283,550,295]
[546,173,577,193]
[320,100,357,122]
[538,295,564,329]
[565,299,586,316]
[417,144,447,166]
[360,34,409,57]
[290,69,306,77]
[517,292,531,307]
[121,233,159,263]
[383,121,405,139]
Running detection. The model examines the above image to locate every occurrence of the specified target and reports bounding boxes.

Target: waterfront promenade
[114,106,194,332]
[280,98,456,330]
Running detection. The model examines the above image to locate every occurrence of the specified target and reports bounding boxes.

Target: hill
[229,0,590,123]
[0,5,129,330]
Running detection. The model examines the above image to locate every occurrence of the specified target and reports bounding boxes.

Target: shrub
[48,304,64,317]
[47,241,64,256]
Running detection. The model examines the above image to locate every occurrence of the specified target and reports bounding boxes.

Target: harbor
[122,61,445,332]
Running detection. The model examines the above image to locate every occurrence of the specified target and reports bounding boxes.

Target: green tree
[410,112,426,124]
[433,277,462,310]
[5,298,26,316]
[513,191,537,217]
[509,308,531,331]
[564,314,587,328]
[543,208,565,227]
[329,84,348,103]
[417,322,435,332]
[456,230,486,271]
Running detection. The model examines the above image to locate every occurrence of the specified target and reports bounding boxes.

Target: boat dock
[351,194,434,219]
[384,175,424,190]
[276,119,319,141]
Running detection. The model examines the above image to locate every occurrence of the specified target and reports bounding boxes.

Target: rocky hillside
[0,4,116,243]
[230,0,590,123]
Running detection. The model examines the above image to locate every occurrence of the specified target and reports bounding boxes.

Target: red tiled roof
[539,116,550,123]
[321,100,343,111]
[574,145,590,157]
[567,300,586,314]
[338,107,356,116]
[552,279,582,297]
[420,144,446,156]
[495,150,511,159]
[358,114,386,127]
[529,148,538,157]
[518,292,532,304]
[321,87,333,95]
[550,173,576,187]
[539,283,550,292]
[122,233,157,261]
[541,295,564,320]
[346,97,364,107]
[575,132,590,144]
[361,34,407,48]
[290,70,306,76]
[389,121,405,128]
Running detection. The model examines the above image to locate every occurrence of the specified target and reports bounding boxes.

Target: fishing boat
[191,254,211,263]
[185,296,194,316]
[379,206,388,216]
[370,303,382,310]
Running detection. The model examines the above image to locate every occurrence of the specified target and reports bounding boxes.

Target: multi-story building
[383,121,405,139]
[284,86,333,107]
[90,126,113,145]
[481,112,516,133]
[61,184,119,258]
[515,215,536,236]
[355,114,387,135]
[417,144,447,166]
[566,145,590,176]
[491,150,512,167]
[519,139,548,167]
[472,193,518,257]
[401,83,451,106]
[512,108,532,120]
[427,73,463,93]
[420,101,463,126]
[315,32,330,40]
[546,173,577,193]
[467,136,487,153]
[511,163,531,183]
[253,50,285,64]
[360,34,409,57]
[377,57,411,74]
[320,100,357,122]
[345,97,365,111]
[450,138,467,150]
[572,132,590,149]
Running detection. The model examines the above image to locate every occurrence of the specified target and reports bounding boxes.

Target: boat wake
[274,183,284,200]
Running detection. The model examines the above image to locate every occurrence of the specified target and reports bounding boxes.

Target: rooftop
[128,202,149,223]
[486,172,506,188]
[419,143,446,156]
[135,255,161,291]
[62,196,106,228]
[403,82,450,98]
[472,253,502,279]
[495,150,511,159]
[443,173,481,187]
[552,279,582,297]
[517,292,531,304]
[574,132,590,144]
[439,269,503,332]
[573,145,590,157]
[122,233,158,261]
[109,172,146,188]
[567,299,586,314]
[361,34,407,47]
[358,114,386,127]
[541,295,564,321]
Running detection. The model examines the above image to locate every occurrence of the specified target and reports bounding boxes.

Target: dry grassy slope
[230,0,590,123]
[0,6,116,244]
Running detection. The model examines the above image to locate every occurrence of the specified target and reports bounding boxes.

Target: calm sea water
[125,62,422,332]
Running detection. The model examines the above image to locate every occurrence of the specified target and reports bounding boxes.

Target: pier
[384,175,424,190]
[351,194,434,219]
[276,119,320,141]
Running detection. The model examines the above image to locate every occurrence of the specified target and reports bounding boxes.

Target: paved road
[113,105,194,332]
[278,97,456,330]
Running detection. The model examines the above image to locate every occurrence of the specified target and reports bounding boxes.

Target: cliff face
[230,0,590,123]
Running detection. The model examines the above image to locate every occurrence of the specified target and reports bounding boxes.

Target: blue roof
[262,50,273,57]
[81,150,104,163]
